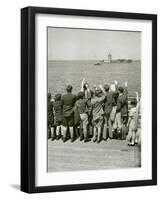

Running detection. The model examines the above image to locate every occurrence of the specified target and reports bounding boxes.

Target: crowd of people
[48,78,140,146]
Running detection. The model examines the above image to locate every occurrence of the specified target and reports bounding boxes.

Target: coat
[61,93,76,117]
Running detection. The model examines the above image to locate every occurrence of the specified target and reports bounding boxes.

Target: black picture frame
[21,6,157,193]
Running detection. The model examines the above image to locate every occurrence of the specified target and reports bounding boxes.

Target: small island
[94,51,133,66]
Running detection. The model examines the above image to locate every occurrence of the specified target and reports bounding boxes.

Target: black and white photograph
[47,27,141,172]
[20,6,157,193]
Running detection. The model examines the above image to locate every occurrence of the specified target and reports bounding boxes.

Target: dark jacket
[48,100,54,126]
[104,92,115,115]
[116,88,128,116]
[61,93,76,117]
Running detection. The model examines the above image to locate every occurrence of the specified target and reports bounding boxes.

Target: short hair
[118,86,124,93]
[77,91,84,99]
[55,93,61,101]
[66,85,73,92]
[83,82,89,90]
[131,99,137,106]
[104,84,109,92]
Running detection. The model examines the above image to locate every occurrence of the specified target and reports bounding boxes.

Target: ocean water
[48,60,141,96]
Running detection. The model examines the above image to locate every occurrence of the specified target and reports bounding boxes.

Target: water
[48,60,141,96]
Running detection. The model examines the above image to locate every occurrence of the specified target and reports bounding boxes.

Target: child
[48,93,55,140]
[74,91,90,142]
[127,92,139,146]
[53,94,62,140]
[91,85,106,143]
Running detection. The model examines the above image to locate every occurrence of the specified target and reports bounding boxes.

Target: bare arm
[135,91,139,109]
[85,83,90,93]
[81,78,85,92]
[124,81,128,98]
[114,80,118,91]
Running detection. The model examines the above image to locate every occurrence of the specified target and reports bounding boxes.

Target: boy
[102,84,114,140]
[74,91,90,142]
[61,85,76,142]
[113,82,128,139]
[53,94,62,140]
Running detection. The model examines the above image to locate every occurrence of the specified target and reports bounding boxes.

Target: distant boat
[94,62,101,66]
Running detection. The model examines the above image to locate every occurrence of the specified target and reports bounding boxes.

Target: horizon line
[48,59,141,61]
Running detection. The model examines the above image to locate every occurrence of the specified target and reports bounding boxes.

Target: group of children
[48,78,140,146]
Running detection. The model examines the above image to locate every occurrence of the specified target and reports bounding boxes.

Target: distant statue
[107,50,112,63]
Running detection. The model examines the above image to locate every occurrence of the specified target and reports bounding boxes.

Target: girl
[127,92,139,146]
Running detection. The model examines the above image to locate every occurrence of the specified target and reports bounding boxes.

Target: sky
[48,27,141,60]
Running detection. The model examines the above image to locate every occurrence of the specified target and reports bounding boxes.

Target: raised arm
[98,84,106,95]
[81,78,85,92]
[84,83,91,99]
[114,80,118,91]
[135,91,139,109]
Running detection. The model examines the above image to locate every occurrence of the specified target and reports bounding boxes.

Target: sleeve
[107,93,113,105]
[87,99,91,107]
[116,98,121,113]
[74,95,77,103]
[52,102,55,114]
[61,97,64,110]
[124,87,128,99]
[73,101,78,112]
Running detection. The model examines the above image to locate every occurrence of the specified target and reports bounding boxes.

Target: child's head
[131,98,137,107]
[103,84,109,92]
[118,86,124,94]
[83,82,89,90]
[66,85,73,93]
[55,93,61,101]
[95,88,102,97]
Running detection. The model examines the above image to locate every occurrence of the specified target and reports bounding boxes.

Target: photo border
[21,6,157,193]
